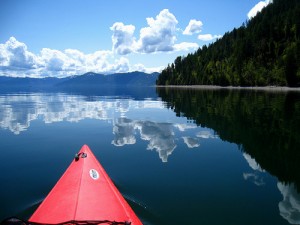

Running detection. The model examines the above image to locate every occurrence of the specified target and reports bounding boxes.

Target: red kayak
[29,145,143,225]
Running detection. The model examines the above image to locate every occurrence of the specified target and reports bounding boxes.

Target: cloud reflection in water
[196,130,219,139]
[112,118,136,146]
[182,137,200,148]
[242,151,300,224]
[137,121,176,162]
[0,94,164,134]
[0,93,220,162]
[112,118,176,162]
[243,152,265,186]
[278,182,300,224]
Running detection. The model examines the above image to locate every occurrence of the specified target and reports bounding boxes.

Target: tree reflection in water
[157,87,300,191]
[157,87,300,224]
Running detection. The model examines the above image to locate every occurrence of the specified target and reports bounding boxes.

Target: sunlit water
[0,88,299,225]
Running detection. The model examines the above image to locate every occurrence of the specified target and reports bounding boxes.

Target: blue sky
[0,0,272,77]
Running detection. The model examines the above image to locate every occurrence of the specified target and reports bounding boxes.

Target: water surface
[0,88,299,225]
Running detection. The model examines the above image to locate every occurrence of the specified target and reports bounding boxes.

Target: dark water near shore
[0,88,299,225]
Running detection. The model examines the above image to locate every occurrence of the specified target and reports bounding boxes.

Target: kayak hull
[29,145,142,224]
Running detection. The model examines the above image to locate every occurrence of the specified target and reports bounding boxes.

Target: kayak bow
[29,145,142,225]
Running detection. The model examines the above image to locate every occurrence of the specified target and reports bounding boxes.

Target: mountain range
[0,71,159,91]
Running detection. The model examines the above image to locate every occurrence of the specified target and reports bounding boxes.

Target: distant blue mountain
[0,71,159,91]
[58,71,159,87]
[0,76,68,88]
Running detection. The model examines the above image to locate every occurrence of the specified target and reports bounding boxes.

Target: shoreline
[156,85,300,92]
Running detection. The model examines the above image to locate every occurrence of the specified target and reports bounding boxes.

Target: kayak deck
[29,145,142,225]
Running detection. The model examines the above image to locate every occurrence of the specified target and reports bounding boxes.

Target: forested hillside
[157,0,300,87]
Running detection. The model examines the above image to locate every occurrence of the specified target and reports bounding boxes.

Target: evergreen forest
[156,0,300,87]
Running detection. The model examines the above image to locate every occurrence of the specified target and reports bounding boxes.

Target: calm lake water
[0,87,299,225]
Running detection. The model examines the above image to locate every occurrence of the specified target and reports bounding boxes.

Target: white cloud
[0,37,159,77]
[131,63,164,74]
[247,0,273,19]
[109,57,130,73]
[110,22,136,55]
[198,34,222,41]
[85,50,114,73]
[183,19,203,35]
[137,9,178,53]
[0,9,214,77]
[64,49,86,68]
[0,37,40,70]
[109,9,199,54]
[173,42,199,52]
[40,48,67,71]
